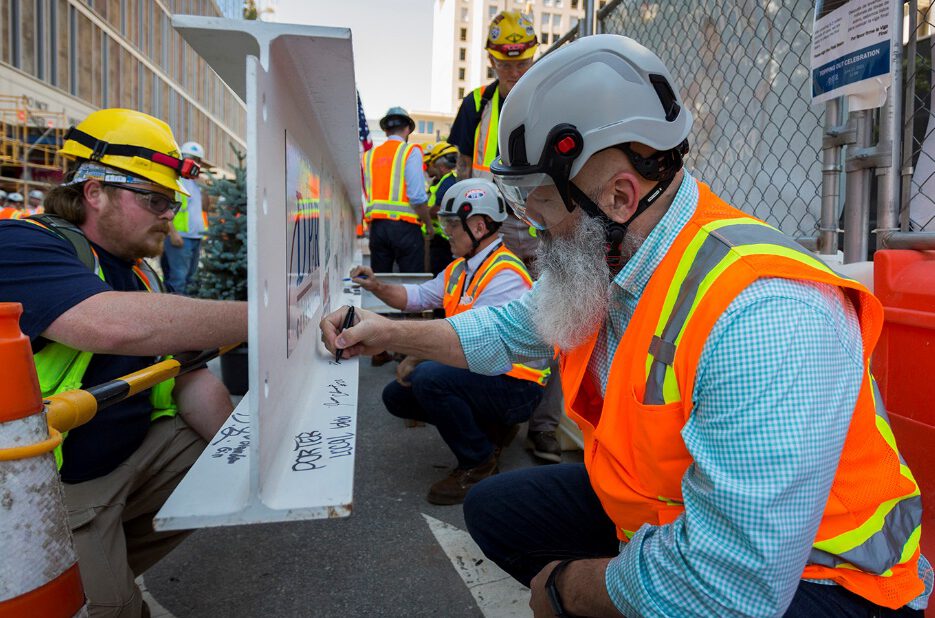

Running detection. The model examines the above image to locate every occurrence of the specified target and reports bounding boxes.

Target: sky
[270,0,436,120]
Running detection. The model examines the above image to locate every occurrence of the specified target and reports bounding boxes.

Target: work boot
[526,430,562,464]
[426,454,499,505]
[371,351,394,366]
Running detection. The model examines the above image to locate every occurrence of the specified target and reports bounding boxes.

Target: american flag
[357,91,373,152]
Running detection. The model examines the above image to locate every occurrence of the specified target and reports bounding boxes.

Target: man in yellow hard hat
[448,11,539,258]
[0,108,246,617]
[423,141,459,274]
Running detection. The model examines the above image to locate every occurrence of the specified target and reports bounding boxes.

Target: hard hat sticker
[465,189,486,200]
[490,26,501,40]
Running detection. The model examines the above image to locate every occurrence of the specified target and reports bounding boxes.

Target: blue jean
[161,237,201,294]
[369,219,425,273]
[382,361,544,468]
[463,464,924,617]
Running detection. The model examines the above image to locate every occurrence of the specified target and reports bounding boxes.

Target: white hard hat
[8,192,24,202]
[29,189,44,200]
[439,178,508,223]
[491,34,692,230]
[0,190,6,200]
[180,141,205,159]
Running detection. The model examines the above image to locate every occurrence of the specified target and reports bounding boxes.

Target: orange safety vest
[0,207,25,219]
[443,243,550,386]
[559,181,924,609]
[362,140,422,225]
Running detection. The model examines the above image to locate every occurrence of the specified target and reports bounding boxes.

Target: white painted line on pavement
[136,576,176,618]
[422,513,533,618]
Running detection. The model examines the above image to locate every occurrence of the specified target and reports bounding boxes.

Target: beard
[533,215,645,350]
[533,216,611,350]
[98,201,168,260]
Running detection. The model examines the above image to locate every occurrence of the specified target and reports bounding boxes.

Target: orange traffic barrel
[0,302,85,617]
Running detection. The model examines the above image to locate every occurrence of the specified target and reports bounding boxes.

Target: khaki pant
[64,416,205,617]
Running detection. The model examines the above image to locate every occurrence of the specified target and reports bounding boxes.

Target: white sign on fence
[811,0,895,109]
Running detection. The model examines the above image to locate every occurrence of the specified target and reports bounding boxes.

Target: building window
[555,0,563,6]
[459,27,467,41]
[544,0,553,6]
[540,12,549,27]
[570,17,579,29]
[458,67,465,80]
[571,0,579,8]
[426,121,434,133]
[459,47,466,61]
[553,14,561,29]
[599,0,606,7]
[461,7,469,22]
[488,5,497,19]
[458,87,465,99]
[418,120,426,133]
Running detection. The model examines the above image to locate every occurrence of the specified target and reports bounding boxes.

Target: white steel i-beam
[155,17,363,529]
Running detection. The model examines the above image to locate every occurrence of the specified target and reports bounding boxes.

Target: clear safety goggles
[492,172,577,231]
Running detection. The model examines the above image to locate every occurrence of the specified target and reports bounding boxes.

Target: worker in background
[27,189,45,214]
[363,106,433,274]
[423,141,459,274]
[322,35,931,616]
[161,140,208,295]
[448,10,563,464]
[0,108,247,617]
[449,10,540,266]
[0,191,25,219]
[350,178,549,506]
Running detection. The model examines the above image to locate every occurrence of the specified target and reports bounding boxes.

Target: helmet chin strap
[459,216,498,258]
[568,174,676,270]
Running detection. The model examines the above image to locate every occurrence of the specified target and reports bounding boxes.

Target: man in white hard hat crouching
[350,178,549,506]
[323,35,931,616]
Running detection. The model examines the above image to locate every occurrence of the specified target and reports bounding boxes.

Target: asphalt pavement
[146,358,575,617]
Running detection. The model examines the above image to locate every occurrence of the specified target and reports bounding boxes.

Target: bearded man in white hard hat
[321,35,930,616]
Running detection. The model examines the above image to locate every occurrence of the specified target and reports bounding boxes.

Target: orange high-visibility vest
[0,207,24,219]
[443,243,549,386]
[559,181,924,609]
[362,140,422,225]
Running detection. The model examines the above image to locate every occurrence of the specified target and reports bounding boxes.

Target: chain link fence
[904,1,935,232]
[598,0,823,237]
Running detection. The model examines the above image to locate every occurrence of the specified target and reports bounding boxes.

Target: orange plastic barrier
[872,251,935,587]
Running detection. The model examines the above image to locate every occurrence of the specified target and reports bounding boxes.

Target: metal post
[876,3,904,250]
[581,0,595,39]
[820,99,844,254]
[900,0,919,231]
[844,109,873,263]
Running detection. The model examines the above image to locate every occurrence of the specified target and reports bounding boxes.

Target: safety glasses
[104,183,182,216]
[490,56,534,73]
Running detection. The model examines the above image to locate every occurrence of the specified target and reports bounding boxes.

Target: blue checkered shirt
[448,172,932,615]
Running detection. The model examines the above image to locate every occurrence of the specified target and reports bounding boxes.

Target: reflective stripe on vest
[442,244,549,386]
[472,86,500,174]
[558,180,924,608]
[363,140,421,225]
[24,218,177,469]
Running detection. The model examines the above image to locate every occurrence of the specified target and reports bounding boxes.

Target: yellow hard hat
[59,108,199,194]
[424,142,458,166]
[486,11,539,61]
